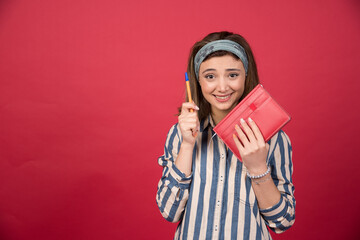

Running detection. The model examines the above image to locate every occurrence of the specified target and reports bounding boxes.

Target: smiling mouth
[214,93,232,101]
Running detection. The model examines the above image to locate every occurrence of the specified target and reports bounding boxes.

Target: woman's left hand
[233,118,269,175]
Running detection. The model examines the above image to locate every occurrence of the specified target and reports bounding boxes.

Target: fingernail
[248,117,253,122]
[195,106,200,110]
[235,124,240,130]
[240,118,245,123]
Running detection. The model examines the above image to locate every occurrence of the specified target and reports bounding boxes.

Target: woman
[156,31,295,239]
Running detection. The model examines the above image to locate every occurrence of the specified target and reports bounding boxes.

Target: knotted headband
[194,39,248,80]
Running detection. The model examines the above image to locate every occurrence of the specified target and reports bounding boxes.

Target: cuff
[259,195,288,221]
[169,163,192,185]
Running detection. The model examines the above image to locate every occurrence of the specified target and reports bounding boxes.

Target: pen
[185,72,193,112]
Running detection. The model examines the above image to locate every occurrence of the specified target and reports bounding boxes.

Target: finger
[178,116,197,125]
[179,112,196,119]
[180,122,198,139]
[181,102,199,113]
[239,118,257,143]
[234,124,250,148]
[247,117,265,143]
[179,112,200,135]
[233,133,245,152]
[189,122,199,137]
[180,120,198,130]
[178,112,198,125]
[189,112,198,119]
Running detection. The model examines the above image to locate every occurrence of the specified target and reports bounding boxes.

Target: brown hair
[180,31,259,121]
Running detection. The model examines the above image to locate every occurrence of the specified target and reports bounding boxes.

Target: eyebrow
[201,68,241,74]
[201,68,216,74]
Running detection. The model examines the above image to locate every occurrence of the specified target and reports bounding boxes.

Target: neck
[211,110,230,125]
[211,100,240,125]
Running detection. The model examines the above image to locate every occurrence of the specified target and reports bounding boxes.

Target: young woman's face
[198,54,246,117]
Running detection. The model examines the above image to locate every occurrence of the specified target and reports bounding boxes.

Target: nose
[217,77,228,92]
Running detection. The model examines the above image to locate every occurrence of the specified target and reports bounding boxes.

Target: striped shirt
[156,116,295,240]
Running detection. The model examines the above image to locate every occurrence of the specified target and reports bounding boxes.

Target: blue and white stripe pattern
[156,116,295,239]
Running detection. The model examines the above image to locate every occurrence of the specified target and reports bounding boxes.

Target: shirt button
[215,225,218,231]
[221,154,224,159]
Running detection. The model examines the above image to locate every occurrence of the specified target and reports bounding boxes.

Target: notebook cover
[213,84,291,161]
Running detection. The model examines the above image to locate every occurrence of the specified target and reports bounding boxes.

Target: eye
[204,74,215,80]
[229,73,239,79]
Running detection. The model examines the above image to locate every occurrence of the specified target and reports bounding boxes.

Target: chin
[213,102,236,112]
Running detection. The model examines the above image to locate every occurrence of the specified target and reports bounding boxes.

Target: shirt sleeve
[156,123,193,223]
[259,130,296,233]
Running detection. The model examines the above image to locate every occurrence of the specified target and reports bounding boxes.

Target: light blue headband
[194,39,248,80]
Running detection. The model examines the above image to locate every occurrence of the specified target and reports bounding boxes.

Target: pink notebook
[213,84,291,161]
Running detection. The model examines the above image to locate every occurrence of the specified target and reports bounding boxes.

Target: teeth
[215,95,230,100]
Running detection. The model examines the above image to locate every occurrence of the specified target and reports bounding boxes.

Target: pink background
[0,0,359,239]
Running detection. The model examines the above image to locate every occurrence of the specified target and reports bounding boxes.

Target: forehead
[199,55,244,70]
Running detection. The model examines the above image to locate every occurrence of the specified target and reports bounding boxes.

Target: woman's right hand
[178,102,200,146]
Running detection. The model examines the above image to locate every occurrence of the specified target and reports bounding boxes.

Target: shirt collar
[200,115,215,132]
